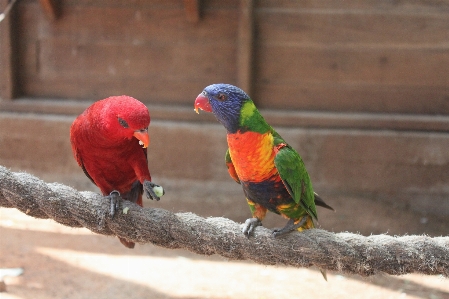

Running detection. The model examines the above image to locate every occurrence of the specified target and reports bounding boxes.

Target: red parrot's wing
[70,120,97,187]
[79,156,96,186]
[72,142,96,186]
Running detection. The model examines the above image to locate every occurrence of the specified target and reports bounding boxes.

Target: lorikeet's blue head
[194,83,250,133]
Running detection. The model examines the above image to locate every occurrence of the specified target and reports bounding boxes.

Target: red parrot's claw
[242,218,262,237]
[143,181,164,201]
[107,190,121,218]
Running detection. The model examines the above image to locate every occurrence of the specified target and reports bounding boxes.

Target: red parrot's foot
[271,217,307,238]
[242,218,262,237]
[107,190,121,218]
[143,181,164,201]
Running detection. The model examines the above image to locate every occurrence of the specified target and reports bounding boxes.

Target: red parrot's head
[90,95,151,148]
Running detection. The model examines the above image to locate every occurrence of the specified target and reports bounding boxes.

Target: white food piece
[153,185,164,197]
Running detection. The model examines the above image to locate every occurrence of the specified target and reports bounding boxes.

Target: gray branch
[0,166,448,277]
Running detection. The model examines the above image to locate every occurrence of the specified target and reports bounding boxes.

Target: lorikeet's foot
[143,181,164,201]
[107,190,122,218]
[242,218,262,237]
[271,217,307,238]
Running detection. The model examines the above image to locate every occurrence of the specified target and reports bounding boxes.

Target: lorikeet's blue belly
[241,177,293,215]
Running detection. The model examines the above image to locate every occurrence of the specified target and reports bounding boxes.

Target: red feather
[70,95,152,248]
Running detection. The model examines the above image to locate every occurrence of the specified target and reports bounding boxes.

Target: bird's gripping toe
[107,190,121,218]
[271,217,307,238]
[143,181,165,201]
[242,218,262,237]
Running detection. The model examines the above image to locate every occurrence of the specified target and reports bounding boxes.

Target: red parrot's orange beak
[133,129,150,148]
[194,94,212,114]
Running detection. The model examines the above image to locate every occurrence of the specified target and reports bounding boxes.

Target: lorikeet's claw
[271,217,308,238]
[107,190,121,218]
[143,181,165,201]
[242,218,262,237]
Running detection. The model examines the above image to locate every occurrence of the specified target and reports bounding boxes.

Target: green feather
[225,148,232,164]
[274,142,318,220]
[239,100,271,133]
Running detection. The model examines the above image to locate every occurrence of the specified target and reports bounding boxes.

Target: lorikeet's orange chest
[227,131,279,183]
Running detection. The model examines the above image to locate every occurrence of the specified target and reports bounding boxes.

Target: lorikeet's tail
[296,215,328,281]
[314,192,335,211]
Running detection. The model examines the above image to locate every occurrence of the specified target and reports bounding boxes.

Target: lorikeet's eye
[217,93,227,101]
[117,117,129,128]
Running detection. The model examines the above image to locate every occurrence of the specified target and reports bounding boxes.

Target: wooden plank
[305,130,449,192]
[22,5,238,44]
[257,0,449,13]
[256,11,449,45]
[261,110,449,132]
[20,75,237,104]
[34,38,236,78]
[253,83,449,114]
[183,0,200,23]
[39,0,58,20]
[59,0,236,9]
[0,0,16,99]
[237,0,254,95]
[256,46,449,87]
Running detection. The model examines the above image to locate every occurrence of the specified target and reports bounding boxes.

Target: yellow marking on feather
[277,203,292,211]
[239,101,256,124]
[296,216,315,231]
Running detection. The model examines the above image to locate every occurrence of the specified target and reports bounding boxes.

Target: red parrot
[70,95,164,248]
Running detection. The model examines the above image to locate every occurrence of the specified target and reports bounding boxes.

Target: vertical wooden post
[0,0,16,99]
[39,0,58,20]
[183,0,200,23]
[237,0,254,95]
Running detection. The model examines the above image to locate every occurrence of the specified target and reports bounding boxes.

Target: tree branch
[0,166,447,277]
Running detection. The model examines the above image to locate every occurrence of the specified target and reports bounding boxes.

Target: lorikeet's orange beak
[133,129,150,148]
[194,94,212,113]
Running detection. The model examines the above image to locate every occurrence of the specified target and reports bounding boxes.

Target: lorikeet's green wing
[225,148,240,184]
[274,142,318,220]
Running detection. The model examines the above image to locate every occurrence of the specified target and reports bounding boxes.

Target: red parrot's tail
[119,237,135,249]
[117,183,143,249]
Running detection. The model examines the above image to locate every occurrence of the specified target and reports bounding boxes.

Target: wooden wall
[1,0,449,218]
[3,0,449,115]
[12,0,239,103]
[254,0,449,114]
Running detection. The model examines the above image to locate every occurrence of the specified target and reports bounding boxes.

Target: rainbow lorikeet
[194,84,334,238]
[70,95,164,248]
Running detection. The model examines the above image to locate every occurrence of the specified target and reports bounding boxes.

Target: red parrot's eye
[217,93,227,101]
[118,117,129,128]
